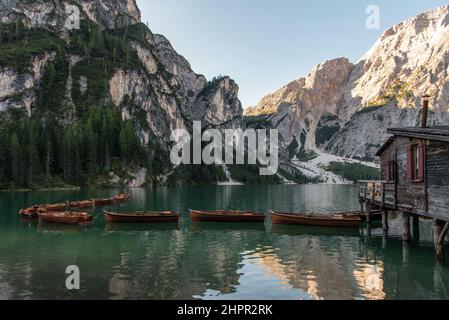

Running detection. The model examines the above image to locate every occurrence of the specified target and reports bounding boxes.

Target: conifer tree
[9,133,22,187]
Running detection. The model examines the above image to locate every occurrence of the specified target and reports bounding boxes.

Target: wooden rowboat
[113,193,130,203]
[104,210,179,223]
[19,205,40,218]
[91,198,116,206]
[39,203,70,212]
[38,211,93,225]
[189,209,265,223]
[70,200,95,209]
[270,211,361,228]
[336,210,383,221]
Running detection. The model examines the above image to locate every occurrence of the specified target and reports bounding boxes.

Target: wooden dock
[358,179,449,260]
[358,180,396,209]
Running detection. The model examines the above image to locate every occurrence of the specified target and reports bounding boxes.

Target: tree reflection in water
[0,185,448,299]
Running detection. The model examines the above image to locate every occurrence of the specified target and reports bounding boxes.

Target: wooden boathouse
[358,96,449,260]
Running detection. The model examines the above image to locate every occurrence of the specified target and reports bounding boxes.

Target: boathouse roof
[376,127,449,156]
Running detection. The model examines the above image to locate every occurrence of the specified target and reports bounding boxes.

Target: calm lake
[0,184,448,300]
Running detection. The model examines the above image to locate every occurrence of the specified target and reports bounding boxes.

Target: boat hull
[92,199,116,206]
[40,204,69,211]
[271,212,361,228]
[38,211,93,225]
[189,210,265,223]
[19,207,39,218]
[326,210,383,222]
[104,211,179,224]
[113,194,130,203]
[70,200,95,209]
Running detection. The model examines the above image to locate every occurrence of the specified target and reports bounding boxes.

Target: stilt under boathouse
[358,96,449,261]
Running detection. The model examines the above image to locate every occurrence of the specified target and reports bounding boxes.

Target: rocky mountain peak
[244,57,353,154]
[245,57,353,117]
[246,5,449,162]
[325,5,449,159]
[305,58,353,91]
[345,4,449,114]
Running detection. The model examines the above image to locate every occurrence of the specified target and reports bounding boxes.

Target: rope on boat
[93,211,104,220]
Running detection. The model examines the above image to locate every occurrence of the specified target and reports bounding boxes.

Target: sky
[136,0,449,108]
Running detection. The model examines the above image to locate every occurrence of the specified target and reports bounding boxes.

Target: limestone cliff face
[152,34,208,109]
[329,5,449,159]
[0,0,243,186]
[0,0,242,130]
[0,53,55,115]
[246,58,354,153]
[0,0,141,29]
[193,77,244,129]
[246,5,449,161]
[342,5,449,115]
[0,0,142,114]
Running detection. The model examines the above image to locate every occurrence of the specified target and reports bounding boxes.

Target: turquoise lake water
[0,184,447,300]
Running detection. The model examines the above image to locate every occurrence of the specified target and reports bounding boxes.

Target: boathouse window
[407,143,424,182]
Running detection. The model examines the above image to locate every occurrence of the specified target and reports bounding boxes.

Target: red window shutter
[407,144,413,180]
[418,142,425,181]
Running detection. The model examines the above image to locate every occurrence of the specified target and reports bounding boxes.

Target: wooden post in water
[382,229,388,249]
[366,221,372,239]
[365,200,371,224]
[382,210,389,249]
[402,212,411,242]
[433,262,443,294]
[402,242,410,265]
[434,220,449,261]
[382,210,389,232]
[412,216,420,242]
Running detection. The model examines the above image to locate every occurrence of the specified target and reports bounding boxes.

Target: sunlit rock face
[246,58,354,153]
[246,5,449,160]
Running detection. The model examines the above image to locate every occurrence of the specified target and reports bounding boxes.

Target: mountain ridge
[245,5,449,161]
[3,1,443,188]
[0,0,248,189]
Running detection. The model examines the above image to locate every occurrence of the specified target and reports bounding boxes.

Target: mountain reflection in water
[0,185,448,300]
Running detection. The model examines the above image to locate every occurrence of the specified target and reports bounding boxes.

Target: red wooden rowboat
[70,200,95,209]
[189,209,265,223]
[354,211,383,221]
[270,211,361,228]
[19,205,40,218]
[334,210,383,221]
[113,193,130,203]
[91,198,116,206]
[39,203,70,212]
[38,211,93,225]
[104,210,179,223]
